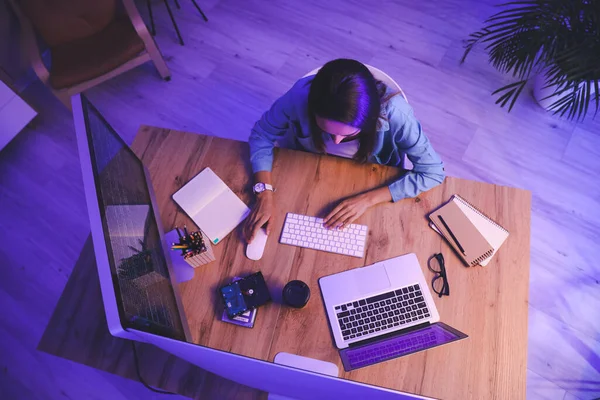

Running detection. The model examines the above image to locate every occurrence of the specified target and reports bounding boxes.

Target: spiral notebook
[429,195,509,267]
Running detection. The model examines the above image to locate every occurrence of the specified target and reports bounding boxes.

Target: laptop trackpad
[352,266,391,294]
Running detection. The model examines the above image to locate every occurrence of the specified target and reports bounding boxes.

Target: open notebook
[172,167,250,245]
[429,195,509,267]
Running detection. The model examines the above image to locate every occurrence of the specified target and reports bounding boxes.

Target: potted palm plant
[461,0,600,120]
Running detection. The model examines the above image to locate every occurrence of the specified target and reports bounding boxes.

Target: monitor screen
[80,95,186,340]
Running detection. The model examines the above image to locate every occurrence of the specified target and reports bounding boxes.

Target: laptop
[319,253,467,371]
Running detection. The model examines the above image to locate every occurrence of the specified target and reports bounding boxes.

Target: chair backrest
[302,64,408,103]
[18,0,117,46]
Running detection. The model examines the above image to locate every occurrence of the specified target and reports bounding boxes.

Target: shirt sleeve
[248,84,297,173]
[387,100,446,202]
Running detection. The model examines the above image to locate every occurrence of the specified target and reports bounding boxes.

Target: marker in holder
[171,226,215,268]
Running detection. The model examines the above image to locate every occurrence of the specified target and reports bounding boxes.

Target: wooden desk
[40,126,531,399]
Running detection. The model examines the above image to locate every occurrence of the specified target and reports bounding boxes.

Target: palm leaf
[462,0,600,119]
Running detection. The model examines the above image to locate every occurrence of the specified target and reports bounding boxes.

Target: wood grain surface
[128,126,532,400]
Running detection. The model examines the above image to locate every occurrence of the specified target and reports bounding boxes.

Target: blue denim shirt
[249,76,445,202]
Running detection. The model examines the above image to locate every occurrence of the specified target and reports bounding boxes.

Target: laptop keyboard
[334,283,430,341]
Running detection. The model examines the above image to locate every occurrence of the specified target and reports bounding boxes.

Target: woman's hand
[244,193,274,243]
[323,187,392,229]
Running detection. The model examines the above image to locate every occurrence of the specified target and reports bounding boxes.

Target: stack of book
[428,195,509,267]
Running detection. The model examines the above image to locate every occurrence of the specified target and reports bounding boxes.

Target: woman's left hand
[323,193,374,229]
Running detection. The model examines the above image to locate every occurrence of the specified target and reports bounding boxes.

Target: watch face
[254,183,265,193]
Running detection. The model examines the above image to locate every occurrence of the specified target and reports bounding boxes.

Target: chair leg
[54,89,72,110]
[190,0,208,22]
[163,0,184,45]
[146,0,156,35]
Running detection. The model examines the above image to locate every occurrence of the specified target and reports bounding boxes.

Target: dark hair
[308,59,385,163]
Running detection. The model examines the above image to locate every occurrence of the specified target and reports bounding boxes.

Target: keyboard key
[376,315,382,320]
[369,329,374,333]
[366,291,395,304]
[402,288,408,294]
[415,296,424,303]
[385,306,391,312]
[411,305,418,310]
[375,327,381,331]
[409,293,415,299]
[394,310,400,315]
[368,304,374,310]
[343,317,349,323]
[341,305,347,311]
[351,328,357,334]
[337,311,349,318]
[357,326,363,332]
[335,306,341,310]
[418,302,427,309]
[350,334,356,338]
[403,294,409,300]
[350,309,356,315]
[393,316,399,322]
[387,318,393,324]
[417,310,423,315]
[385,299,392,305]
[352,321,358,327]
[425,313,430,317]
[370,317,376,322]
[342,330,351,336]
[411,311,417,317]
[381,312,388,318]
[361,313,367,319]
[408,286,415,292]
[391,304,397,310]
[369,323,375,329]
[344,336,349,340]
[402,301,409,306]
[373,309,379,315]
[375,322,381,327]
[415,291,422,296]
[353,301,359,308]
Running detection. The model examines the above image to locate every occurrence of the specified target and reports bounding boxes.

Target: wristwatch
[253,182,274,195]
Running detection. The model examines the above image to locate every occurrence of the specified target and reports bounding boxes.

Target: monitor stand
[164,229,195,283]
[268,353,339,400]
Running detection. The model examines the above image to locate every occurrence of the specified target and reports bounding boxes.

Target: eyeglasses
[428,253,449,298]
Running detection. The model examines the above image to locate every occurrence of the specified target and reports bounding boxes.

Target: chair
[8,0,171,109]
[302,64,409,104]
[302,64,412,169]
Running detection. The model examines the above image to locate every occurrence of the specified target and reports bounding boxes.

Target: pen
[437,215,466,255]
[184,225,189,237]
[176,227,183,239]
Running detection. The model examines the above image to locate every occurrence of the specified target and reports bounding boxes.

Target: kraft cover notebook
[429,198,495,267]
[430,195,509,266]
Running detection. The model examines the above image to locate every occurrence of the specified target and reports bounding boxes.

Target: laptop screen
[80,95,186,340]
[340,322,467,371]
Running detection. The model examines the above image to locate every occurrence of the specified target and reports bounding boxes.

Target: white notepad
[430,195,509,266]
[172,167,250,245]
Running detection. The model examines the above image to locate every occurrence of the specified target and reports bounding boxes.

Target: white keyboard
[279,213,368,258]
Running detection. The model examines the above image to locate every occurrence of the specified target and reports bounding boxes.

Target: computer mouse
[246,228,268,260]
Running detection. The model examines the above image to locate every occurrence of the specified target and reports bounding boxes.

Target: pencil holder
[172,228,215,268]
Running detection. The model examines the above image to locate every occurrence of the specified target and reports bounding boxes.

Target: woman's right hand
[244,193,274,243]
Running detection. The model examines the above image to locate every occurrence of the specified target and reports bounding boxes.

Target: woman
[244,59,445,243]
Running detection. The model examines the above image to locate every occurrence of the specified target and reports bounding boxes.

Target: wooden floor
[1,0,599,399]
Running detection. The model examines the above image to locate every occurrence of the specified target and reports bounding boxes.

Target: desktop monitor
[72,93,189,342]
[72,94,430,400]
